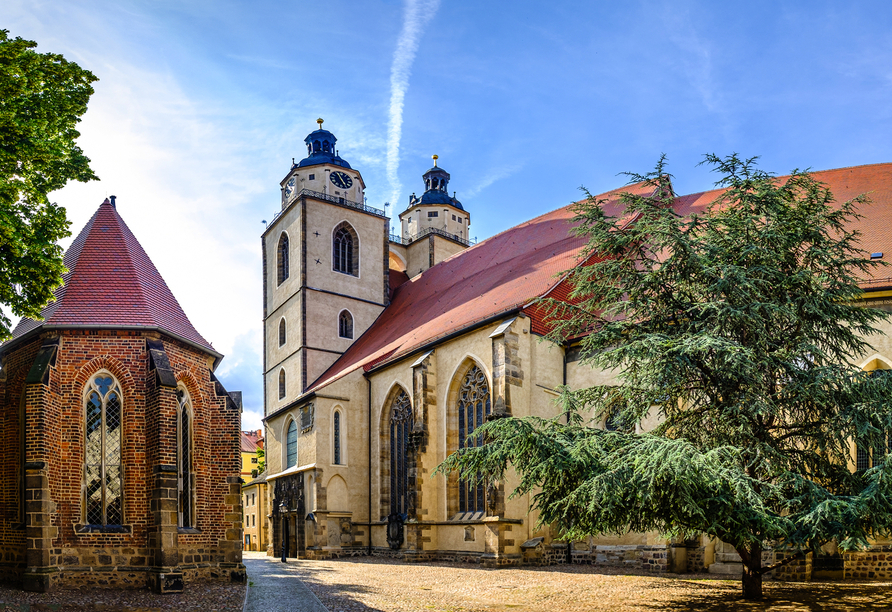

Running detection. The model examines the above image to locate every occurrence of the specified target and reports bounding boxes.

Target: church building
[261,121,892,579]
[0,197,245,592]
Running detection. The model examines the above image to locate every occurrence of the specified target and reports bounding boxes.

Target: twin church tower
[262,120,472,412]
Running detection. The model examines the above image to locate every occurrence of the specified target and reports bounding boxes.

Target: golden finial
[317,118,324,129]
[432,154,438,167]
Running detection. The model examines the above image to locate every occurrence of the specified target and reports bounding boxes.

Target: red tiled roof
[308,163,892,393]
[241,430,262,453]
[389,269,409,300]
[307,182,652,392]
[3,199,217,355]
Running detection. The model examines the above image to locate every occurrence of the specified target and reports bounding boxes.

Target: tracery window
[856,370,892,471]
[286,420,298,469]
[84,373,123,526]
[338,310,353,339]
[277,233,289,285]
[333,410,342,465]
[389,389,412,518]
[177,387,194,528]
[457,365,490,513]
[278,369,286,400]
[279,318,286,347]
[333,222,358,276]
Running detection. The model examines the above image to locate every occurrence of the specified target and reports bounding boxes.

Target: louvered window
[84,374,123,526]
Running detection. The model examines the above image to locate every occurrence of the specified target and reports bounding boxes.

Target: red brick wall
[0,329,242,588]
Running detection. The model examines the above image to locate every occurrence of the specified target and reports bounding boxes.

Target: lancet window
[279,318,286,346]
[279,369,286,400]
[286,420,298,469]
[177,387,194,528]
[84,373,123,526]
[333,222,358,276]
[333,410,342,465]
[457,365,491,513]
[339,310,353,339]
[277,233,289,285]
[389,389,412,518]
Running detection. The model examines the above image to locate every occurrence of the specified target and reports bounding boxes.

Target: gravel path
[274,555,892,611]
[0,580,245,611]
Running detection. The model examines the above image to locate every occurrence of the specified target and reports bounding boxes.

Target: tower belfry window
[277,233,289,285]
[333,222,359,276]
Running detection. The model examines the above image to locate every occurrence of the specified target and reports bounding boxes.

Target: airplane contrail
[387,0,441,208]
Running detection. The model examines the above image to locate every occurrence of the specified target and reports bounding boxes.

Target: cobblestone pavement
[0,580,245,611]
[243,552,327,612]
[279,556,892,611]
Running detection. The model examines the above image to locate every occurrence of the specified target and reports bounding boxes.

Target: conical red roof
[4,198,217,355]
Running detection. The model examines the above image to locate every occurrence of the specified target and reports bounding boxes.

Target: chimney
[109,195,117,209]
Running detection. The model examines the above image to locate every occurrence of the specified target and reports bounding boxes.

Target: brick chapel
[260,120,892,580]
[0,197,245,592]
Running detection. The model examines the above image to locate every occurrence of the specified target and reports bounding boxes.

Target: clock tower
[263,119,389,415]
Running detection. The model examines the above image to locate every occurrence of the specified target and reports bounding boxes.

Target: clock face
[330,171,353,189]
[284,177,296,198]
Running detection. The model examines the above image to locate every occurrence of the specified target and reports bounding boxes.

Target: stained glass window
[457,366,490,513]
[389,390,412,517]
[277,233,289,285]
[177,388,194,528]
[333,223,358,276]
[286,420,298,468]
[84,373,123,526]
[333,411,342,465]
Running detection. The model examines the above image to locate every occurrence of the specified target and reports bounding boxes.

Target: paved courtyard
[242,552,892,612]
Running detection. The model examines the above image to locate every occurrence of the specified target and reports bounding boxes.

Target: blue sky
[4,1,892,429]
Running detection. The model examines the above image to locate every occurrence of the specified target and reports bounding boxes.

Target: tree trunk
[740,543,763,600]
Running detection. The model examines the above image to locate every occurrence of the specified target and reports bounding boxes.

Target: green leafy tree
[0,30,98,339]
[437,155,892,600]
[256,448,265,474]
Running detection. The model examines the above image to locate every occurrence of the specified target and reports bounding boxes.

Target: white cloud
[386,0,442,206]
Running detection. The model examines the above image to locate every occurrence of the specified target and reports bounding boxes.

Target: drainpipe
[366,373,373,555]
[564,346,572,565]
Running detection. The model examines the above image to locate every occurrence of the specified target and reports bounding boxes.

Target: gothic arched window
[177,387,194,528]
[856,369,892,470]
[313,140,321,152]
[277,233,289,285]
[286,420,298,469]
[389,389,412,518]
[279,318,286,347]
[457,365,491,513]
[84,373,123,526]
[333,222,358,276]
[278,369,286,400]
[333,410,342,465]
[339,310,353,339]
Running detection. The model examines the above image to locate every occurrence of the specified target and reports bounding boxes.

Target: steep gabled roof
[2,198,217,357]
[306,182,653,392]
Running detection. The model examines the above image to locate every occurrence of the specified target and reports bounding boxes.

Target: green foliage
[436,155,892,592]
[256,448,265,474]
[0,30,97,339]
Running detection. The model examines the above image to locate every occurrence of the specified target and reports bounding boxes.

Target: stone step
[708,562,743,575]
[716,552,742,563]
